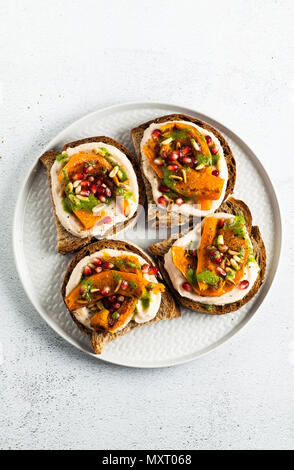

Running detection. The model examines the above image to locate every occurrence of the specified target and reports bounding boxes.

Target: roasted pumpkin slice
[196,217,219,291]
[58,152,112,182]
[73,209,106,230]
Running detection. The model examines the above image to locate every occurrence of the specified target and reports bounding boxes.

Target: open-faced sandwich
[40,137,144,254]
[149,198,266,314]
[62,240,180,353]
[131,114,236,226]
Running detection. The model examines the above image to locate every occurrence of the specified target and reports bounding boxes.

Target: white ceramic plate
[13,102,281,368]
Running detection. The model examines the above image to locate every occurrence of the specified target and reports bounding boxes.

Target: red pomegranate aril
[205,135,212,145]
[80,189,90,197]
[94,266,103,274]
[108,295,117,303]
[83,266,92,276]
[116,296,124,303]
[148,266,159,275]
[85,165,94,174]
[157,196,168,206]
[167,164,178,171]
[218,218,225,228]
[159,184,169,193]
[102,216,112,224]
[169,152,179,161]
[73,172,84,181]
[216,266,227,278]
[101,286,111,296]
[182,282,192,292]
[239,280,249,290]
[215,255,223,264]
[113,302,121,310]
[161,150,168,159]
[90,184,98,193]
[142,264,150,274]
[182,156,192,165]
[182,146,191,155]
[211,145,218,155]
[154,158,164,166]
[152,129,161,140]
[212,170,219,177]
[175,197,185,206]
[121,280,129,290]
[99,195,106,203]
[97,186,105,195]
[105,187,112,198]
[209,250,216,257]
[92,257,102,266]
[79,287,85,295]
[218,244,228,253]
[103,261,114,270]
[81,180,91,188]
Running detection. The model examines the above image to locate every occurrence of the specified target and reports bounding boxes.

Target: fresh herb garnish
[56,152,69,163]
[80,278,93,302]
[129,280,138,289]
[224,215,246,239]
[212,153,220,166]
[196,153,212,166]
[186,268,197,286]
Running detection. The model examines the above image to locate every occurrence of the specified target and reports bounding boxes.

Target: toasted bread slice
[61,239,181,354]
[131,113,236,227]
[40,137,145,255]
[148,197,266,314]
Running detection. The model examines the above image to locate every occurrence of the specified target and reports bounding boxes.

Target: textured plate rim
[13,101,282,368]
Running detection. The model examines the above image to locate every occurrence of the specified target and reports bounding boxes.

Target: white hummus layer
[51,142,139,238]
[140,120,229,217]
[164,213,259,305]
[66,249,162,331]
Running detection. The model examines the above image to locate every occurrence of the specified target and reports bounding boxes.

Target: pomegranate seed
[105,187,112,198]
[209,250,216,257]
[148,266,159,275]
[239,280,249,290]
[79,287,85,295]
[90,184,98,193]
[99,195,106,202]
[97,186,105,195]
[157,196,167,206]
[103,261,114,269]
[80,189,90,197]
[81,180,91,188]
[159,184,169,193]
[88,176,95,182]
[211,145,218,155]
[85,165,94,174]
[117,295,125,303]
[216,267,226,278]
[154,158,164,166]
[175,197,185,206]
[215,255,223,264]
[102,216,112,224]
[92,257,102,266]
[182,146,191,155]
[169,151,179,161]
[205,135,212,145]
[73,172,84,181]
[182,282,192,292]
[182,156,192,165]
[101,286,111,296]
[83,266,92,276]
[212,170,219,177]
[218,218,225,228]
[109,295,117,303]
[161,150,168,159]
[167,164,178,171]
[113,302,121,310]
[142,264,150,274]
[94,266,103,274]
[121,280,129,290]
[152,129,161,140]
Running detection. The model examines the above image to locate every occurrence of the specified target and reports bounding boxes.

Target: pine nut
[109,166,119,178]
[196,164,205,170]
[73,180,81,188]
[161,137,173,145]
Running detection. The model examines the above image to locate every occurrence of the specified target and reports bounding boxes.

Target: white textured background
[0,0,293,450]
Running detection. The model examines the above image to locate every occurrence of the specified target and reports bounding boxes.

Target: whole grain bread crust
[40,137,145,255]
[148,197,266,315]
[131,114,236,227]
[61,239,181,354]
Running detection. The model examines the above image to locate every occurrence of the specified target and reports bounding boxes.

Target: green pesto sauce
[224,215,246,239]
[56,152,69,163]
[140,290,151,311]
[196,153,212,166]
[196,270,220,286]
[186,268,197,286]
